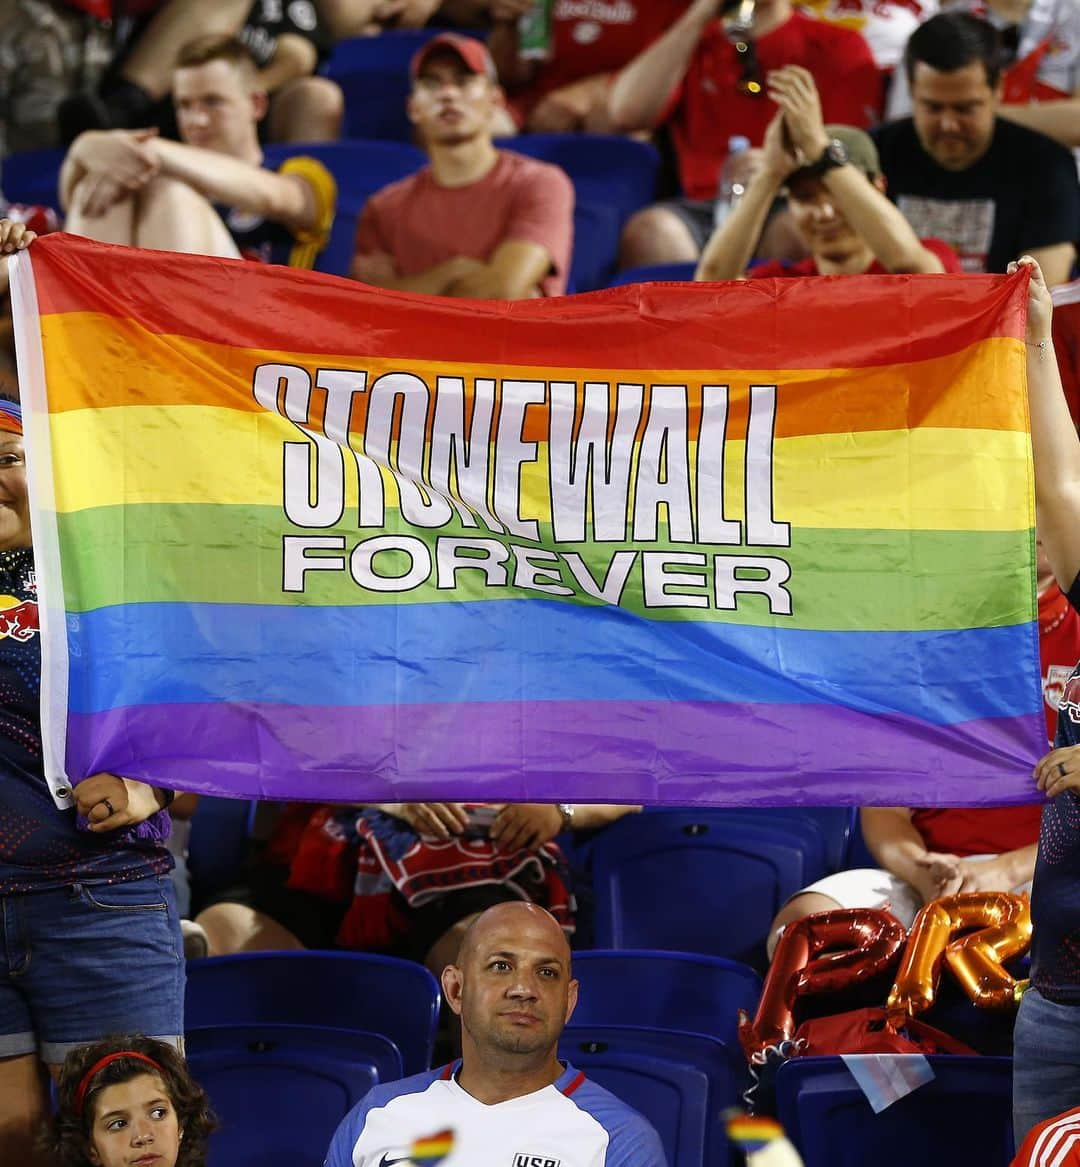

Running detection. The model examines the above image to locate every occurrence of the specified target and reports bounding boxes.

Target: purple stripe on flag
[65,699,1042,805]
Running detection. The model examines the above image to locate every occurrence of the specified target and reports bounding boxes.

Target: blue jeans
[0,874,184,1063]
[1013,986,1080,1143]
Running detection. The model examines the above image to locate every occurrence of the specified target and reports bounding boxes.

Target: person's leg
[766,869,923,959]
[0,1054,49,1167]
[132,176,241,257]
[0,893,47,1166]
[120,0,252,99]
[618,204,703,270]
[63,185,138,246]
[1013,988,1080,1143]
[266,77,345,143]
[767,892,844,959]
[193,903,305,956]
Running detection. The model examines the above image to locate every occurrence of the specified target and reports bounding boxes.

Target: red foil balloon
[944,892,1032,1009]
[739,908,906,1059]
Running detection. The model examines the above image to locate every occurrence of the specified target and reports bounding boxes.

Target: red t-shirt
[354,150,575,297]
[911,806,1042,855]
[748,237,961,277]
[507,0,688,123]
[1012,1106,1080,1167]
[1052,281,1080,426]
[663,12,883,201]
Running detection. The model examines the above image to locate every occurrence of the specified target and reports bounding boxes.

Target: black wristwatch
[802,138,850,177]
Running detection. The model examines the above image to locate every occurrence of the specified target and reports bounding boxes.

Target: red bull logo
[0,595,38,642]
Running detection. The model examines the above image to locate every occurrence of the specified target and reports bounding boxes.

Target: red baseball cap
[409,33,497,83]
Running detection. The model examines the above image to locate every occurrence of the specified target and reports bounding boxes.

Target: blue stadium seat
[569,199,622,293]
[776,1055,1015,1167]
[186,1024,401,1167]
[496,134,660,224]
[324,30,443,141]
[569,950,761,1051]
[2,148,64,209]
[607,262,698,287]
[185,951,440,1074]
[559,1027,735,1167]
[186,796,257,913]
[591,810,831,966]
[264,139,426,277]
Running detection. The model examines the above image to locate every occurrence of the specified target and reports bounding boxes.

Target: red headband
[74,1051,166,1115]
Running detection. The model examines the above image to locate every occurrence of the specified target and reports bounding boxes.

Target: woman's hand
[1008,254,1052,345]
[74,774,169,832]
[0,218,36,254]
[1035,744,1080,798]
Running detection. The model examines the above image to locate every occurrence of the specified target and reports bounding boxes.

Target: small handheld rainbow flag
[409,1128,454,1166]
[10,237,1044,806]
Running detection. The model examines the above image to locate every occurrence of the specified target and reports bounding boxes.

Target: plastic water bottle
[713,135,752,228]
[518,0,553,60]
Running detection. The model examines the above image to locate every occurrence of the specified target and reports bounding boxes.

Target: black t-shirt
[871,116,1080,274]
[241,0,331,69]
[1030,572,1080,1003]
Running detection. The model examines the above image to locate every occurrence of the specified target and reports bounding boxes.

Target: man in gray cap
[696,65,959,281]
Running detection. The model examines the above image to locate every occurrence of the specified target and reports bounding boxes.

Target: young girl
[45,1036,215,1167]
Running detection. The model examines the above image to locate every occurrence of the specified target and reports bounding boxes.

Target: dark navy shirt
[0,548,171,894]
[1031,573,1080,1002]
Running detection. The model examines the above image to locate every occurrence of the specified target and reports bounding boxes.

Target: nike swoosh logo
[379,1156,411,1167]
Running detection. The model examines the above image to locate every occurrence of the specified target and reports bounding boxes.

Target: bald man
[324,901,667,1167]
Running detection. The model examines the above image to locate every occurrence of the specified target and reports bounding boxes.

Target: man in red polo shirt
[608,0,883,269]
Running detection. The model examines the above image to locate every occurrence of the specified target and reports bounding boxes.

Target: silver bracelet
[1026,338,1051,361]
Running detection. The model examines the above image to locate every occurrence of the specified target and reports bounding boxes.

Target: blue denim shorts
[0,874,185,1064]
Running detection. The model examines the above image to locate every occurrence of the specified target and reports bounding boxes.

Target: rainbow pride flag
[10,236,1044,805]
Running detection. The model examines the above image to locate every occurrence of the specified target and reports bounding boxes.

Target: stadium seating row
[182,948,1016,1167]
[1,132,662,292]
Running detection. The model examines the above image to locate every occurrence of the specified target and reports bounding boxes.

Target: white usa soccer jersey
[323,1061,668,1167]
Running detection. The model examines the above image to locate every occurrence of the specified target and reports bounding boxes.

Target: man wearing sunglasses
[608,0,884,271]
[694,66,960,280]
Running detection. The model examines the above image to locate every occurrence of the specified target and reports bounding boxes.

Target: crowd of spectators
[1,0,1080,1164]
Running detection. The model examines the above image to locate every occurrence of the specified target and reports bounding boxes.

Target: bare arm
[697,112,793,280]
[487,14,535,89]
[821,165,945,273]
[257,32,318,93]
[316,0,384,38]
[569,804,642,831]
[446,238,552,298]
[607,0,718,132]
[1013,255,1080,591]
[350,249,487,294]
[151,138,317,233]
[860,806,962,902]
[999,97,1080,149]
[1027,242,1078,290]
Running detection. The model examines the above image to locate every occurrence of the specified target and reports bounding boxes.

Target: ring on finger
[102,797,115,817]
[1059,762,1068,779]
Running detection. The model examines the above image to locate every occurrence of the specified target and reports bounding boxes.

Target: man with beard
[323,901,667,1166]
[349,33,574,298]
